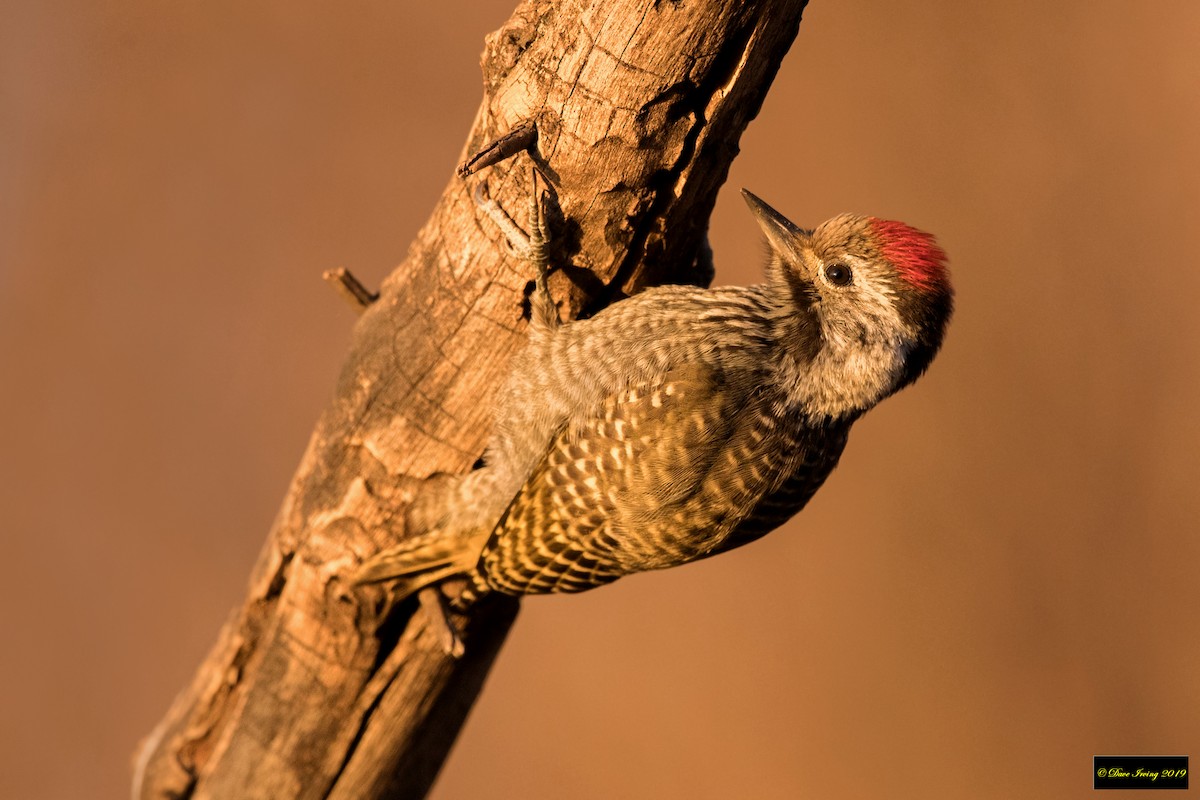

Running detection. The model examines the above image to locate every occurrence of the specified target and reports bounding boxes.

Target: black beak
[741,189,810,264]
[741,189,816,309]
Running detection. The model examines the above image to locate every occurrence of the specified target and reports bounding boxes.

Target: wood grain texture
[134,1,808,797]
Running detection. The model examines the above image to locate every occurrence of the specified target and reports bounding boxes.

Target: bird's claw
[418,586,465,658]
[472,169,557,329]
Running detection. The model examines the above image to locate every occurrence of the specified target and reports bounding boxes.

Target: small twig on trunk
[323,267,379,313]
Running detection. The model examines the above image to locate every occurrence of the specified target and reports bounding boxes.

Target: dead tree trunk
[134,1,808,797]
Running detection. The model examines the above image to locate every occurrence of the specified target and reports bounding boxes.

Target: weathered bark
[134,1,808,797]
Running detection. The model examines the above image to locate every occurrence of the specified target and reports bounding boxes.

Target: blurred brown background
[3,1,1198,798]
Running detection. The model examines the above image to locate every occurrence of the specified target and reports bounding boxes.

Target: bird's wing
[477,361,757,595]
[698,420,849,560]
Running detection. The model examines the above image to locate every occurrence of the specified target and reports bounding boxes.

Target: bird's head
[742,189,954,419]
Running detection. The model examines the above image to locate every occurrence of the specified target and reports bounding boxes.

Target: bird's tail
[353,529,478,598]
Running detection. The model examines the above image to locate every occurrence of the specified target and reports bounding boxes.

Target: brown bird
[356,189,953,602]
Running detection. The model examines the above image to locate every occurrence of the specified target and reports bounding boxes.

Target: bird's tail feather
[353,530,473,591]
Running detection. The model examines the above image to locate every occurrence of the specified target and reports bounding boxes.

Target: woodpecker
[356,189,953,600]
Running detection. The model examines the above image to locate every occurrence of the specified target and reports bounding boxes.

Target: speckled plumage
[355,191,953,601]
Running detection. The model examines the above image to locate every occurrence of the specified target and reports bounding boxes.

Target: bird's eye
[824,263,852,286]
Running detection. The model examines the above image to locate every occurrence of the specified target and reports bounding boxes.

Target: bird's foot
[471,166,557,330]
[417,586,465,658]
